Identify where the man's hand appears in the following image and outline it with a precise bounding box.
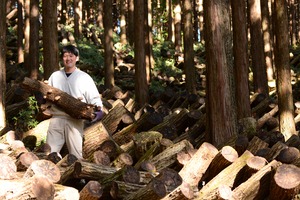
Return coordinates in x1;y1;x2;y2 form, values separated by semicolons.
91;110;103;123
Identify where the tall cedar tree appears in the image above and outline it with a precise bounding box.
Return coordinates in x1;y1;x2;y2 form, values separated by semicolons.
248;0;269;96
0;0;7;129
42;0;59;79
29;0;39;79
231;0;251;119
74;0;82;39
183;0;197;94
17;0;24;64
104;0;115;89
134;0;149;106
274;0;296;140
204;0;238;146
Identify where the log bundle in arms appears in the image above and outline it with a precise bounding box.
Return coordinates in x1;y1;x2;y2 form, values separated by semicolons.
21;77;95;120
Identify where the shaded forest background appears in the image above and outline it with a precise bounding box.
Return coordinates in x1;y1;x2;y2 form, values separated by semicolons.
1;0;300;148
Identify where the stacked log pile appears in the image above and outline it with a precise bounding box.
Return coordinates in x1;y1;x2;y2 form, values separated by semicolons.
1;81;300;199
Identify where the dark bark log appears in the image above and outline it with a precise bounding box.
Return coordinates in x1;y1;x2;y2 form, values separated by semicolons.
79;180;103;200
204;145;239;183
269;164;300;200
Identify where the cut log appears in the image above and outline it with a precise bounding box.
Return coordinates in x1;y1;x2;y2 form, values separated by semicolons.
91;150;110;166
73;160;118;180
269;164;300;200
101;101;129;134
232;156;268;189
264;141;288;162
21;77;95;120
112;152;133;169
204;145;239;183
0;154;17;180
133;131;162;159
234;135;249;156
275;146;300;164
79;180;103;200
109;180;144;199
231;160;281;199
31;175;55;200
150;139;194;171
83;121;113;160
23;159;61;183
195;150;254;200
246;136;269;155
161;181;195;200
16;151;39;171
179;142;219;186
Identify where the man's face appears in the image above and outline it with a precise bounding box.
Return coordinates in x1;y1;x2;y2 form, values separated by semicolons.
62;52;77;69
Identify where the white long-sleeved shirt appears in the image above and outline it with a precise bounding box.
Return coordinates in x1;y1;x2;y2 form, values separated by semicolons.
48;68;103;118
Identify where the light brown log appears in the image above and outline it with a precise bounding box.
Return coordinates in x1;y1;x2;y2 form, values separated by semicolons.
179;142;219;186
195;150;254;199
23;159;61;183
0;154;17;180
269;164;300;200
16;151;39;171
231;160;281;200
83;121;112;160
31;175;55;200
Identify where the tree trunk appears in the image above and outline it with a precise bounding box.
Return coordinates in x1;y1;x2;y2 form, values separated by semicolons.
42;0;59;80
203;0;238;147
29;0;40;80
274;0;297;140
134;0;149;107
104;0;115;89
248;0;269;95
231;0;252;119
183;0;197;94
0;0;6;130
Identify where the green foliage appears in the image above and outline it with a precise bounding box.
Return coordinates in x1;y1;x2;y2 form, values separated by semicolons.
12;96;39;132
153;40;182;77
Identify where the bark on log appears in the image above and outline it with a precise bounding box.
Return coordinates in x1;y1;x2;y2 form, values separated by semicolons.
73;160;118;180
161;181;195;200
110;180;144;199
231;160;281;200
179;142;218;186
195;150;254;199
269;164;300;200
204;145;239;183
21;77;95;120
246;136;269;155
150;139;194;171
101;101;129;134
83;121;113;160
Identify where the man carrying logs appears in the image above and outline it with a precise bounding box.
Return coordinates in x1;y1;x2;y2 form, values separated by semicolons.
45;44;103;159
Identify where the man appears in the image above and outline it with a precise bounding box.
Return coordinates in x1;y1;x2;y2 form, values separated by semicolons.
46;44;103;159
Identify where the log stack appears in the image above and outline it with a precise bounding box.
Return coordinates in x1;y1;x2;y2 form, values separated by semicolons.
1;80;300;199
